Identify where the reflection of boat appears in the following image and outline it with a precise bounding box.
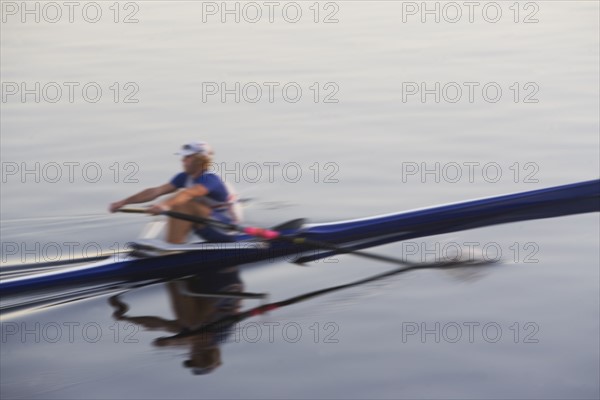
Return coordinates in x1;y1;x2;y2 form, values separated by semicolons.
111;254;496;376
110;266;245;375
155;256;497;349
2;180;598;296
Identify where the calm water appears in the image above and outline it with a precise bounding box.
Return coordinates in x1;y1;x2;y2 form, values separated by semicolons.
1;1;599;399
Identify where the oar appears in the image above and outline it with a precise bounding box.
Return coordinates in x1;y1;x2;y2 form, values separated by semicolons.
118;208;418;267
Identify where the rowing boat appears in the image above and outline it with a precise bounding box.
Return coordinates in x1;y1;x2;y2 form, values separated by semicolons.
1;179;598;297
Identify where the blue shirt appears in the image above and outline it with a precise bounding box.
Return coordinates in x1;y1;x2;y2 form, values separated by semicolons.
170;172;229;204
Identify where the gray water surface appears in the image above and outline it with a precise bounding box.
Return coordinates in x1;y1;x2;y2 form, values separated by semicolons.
1;2;599;399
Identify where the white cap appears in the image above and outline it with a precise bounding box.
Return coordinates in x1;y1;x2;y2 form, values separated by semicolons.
175;142;214;157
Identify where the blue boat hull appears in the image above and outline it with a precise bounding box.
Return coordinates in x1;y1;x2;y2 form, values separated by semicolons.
2;180;598;296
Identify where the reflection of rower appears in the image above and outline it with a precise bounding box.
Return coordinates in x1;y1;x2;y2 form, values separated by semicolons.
156;257;498;344
109;266;255;375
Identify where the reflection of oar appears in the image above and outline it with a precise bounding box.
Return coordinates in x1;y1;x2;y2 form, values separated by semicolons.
155;258;498;343
176;286;266;299
119;208;417;268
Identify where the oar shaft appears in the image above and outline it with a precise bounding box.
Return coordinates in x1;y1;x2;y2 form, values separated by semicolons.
277;236;417;266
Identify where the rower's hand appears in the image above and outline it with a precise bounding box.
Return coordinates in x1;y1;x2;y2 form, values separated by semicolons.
147;203;170;215
109;200;128;213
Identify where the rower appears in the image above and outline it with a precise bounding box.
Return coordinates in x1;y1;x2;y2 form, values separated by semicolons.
109;141;241;243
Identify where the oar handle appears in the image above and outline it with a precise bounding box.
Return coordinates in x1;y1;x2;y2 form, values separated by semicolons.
117;208;150;214
242;227;280;240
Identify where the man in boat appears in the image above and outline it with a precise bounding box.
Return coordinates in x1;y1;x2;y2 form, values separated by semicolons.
109;141;239;243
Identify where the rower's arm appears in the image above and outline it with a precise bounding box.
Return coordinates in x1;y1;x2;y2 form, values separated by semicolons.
161;184;208;209
127;183;177;203
110;183;176;212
